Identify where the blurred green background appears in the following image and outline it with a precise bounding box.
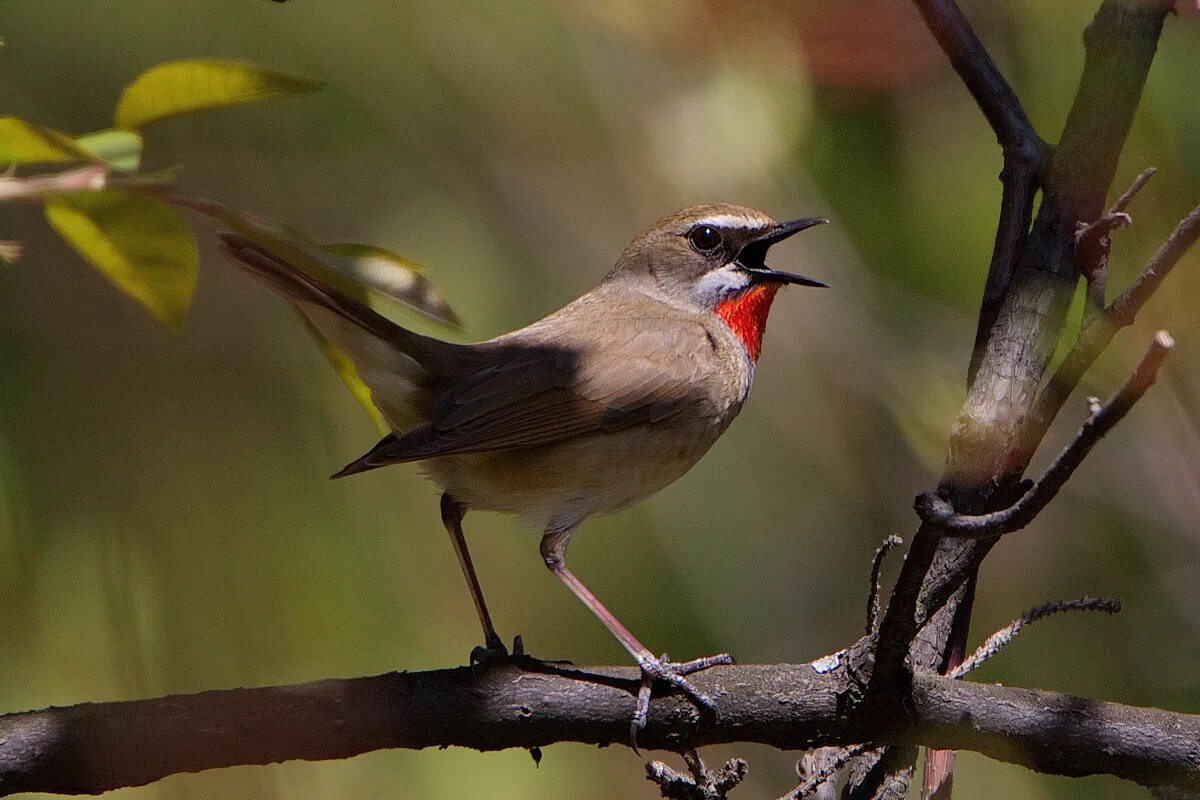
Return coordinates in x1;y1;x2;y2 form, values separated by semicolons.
1;1;1198;798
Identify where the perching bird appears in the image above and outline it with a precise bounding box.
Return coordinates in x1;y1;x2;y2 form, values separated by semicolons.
220;203;826;733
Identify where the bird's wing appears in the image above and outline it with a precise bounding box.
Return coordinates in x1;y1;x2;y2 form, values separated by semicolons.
334;318;722;475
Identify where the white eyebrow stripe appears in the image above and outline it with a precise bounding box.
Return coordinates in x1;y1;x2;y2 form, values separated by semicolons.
692;214;768;231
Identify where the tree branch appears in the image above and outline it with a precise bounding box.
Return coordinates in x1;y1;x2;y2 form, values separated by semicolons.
872;0;1173;699
1034;199;1200;446
1;665;1199;797
910;0;1037;148
916;331;1175;537
950;597;1121;678
910;0;1048;379
866;6;1176;796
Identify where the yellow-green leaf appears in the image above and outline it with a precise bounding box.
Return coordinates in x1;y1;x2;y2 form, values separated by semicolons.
0;117;93;165
74;129;143;173
167;195;461;328
317;243;461;327
164;194;460;426
45;190;198;332
115;59;324;130
301;318;389;434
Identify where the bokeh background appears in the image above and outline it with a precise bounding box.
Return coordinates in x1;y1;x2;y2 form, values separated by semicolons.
1;1;1199;797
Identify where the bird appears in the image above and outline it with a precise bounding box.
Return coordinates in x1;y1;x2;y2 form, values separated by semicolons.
219;203;827;734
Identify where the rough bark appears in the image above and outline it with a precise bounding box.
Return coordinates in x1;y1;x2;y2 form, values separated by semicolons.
2;665;1199;797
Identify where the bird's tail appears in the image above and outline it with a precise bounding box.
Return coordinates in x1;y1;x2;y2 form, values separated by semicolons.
219;233;468;432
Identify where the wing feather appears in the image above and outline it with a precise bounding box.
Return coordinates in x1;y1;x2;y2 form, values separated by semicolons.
334;307;724;474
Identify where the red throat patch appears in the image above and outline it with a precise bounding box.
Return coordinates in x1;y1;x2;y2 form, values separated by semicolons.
713;284;780;362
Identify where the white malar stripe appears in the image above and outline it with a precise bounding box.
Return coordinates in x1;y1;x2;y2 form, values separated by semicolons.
691;263;750;306
692;214;767;231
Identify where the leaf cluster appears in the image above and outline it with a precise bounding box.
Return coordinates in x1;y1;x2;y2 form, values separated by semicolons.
1;59;460;430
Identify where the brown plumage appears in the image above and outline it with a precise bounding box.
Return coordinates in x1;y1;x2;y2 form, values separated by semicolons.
221;203;827;738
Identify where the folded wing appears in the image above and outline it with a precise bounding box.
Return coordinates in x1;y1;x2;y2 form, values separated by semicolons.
335;319;719;476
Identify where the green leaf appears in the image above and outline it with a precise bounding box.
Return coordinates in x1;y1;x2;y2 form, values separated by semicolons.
316;243;461;327
45;190;198;332
165;194;460;425
0;117;93;165
74;129;143;173
168;195;461;328
301;318;389;435
114;59;324;130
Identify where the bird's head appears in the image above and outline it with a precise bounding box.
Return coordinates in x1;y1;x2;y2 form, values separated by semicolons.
608;204;827;360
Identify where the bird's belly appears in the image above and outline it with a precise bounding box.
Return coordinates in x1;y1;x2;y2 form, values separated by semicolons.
422;417;730;530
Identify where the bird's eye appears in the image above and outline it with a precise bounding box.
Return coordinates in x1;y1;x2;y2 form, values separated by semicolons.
687;225;723;253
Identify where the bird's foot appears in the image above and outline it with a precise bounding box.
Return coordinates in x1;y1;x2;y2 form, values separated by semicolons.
630;651;734;749
470;633;524;668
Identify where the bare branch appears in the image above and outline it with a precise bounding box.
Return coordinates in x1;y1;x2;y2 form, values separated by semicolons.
646;750;748;800
866;536;903;637
909;0;1048;378
844;746;916;800
1109;203;1200;326
1109;166;1157;214
1074;167;1157;319
871;1;1173;715
1036;202;1200;440
917;331;1174;537
782;744;871;800
910;0;1038;150
2;665;1199;796
951;597;1121;678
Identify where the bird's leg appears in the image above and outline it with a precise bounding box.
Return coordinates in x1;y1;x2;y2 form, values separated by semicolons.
440;493;509;661
539;528;733;738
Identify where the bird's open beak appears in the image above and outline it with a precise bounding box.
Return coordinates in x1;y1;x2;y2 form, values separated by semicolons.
737;217;829;287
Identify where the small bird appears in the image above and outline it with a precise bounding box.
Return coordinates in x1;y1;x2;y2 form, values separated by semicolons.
220;203;826;732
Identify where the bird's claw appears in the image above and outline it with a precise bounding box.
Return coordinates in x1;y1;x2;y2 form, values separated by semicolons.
469;633;523;669
629;651;734;751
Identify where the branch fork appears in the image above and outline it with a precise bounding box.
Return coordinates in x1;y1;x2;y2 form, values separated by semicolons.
915;330;1175;538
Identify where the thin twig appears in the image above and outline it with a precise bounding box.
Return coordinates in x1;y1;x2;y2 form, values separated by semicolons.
1075;212;1132;252
951;597;1121;678
646;750;748;800
1074;168;1157;317
0;164;107;202
866;536;903;637
1109;204;1200;326
1109;167;1157;214
843;746;915;800
917;331;1175;537
780;744;872;800
647;760;703;800
1035;201;1200;442
797;748;843;800
1075;211;1130;311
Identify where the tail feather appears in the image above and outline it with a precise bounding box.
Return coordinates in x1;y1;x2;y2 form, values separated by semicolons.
220;234;471;432
330;433;402;478
220;233;407;346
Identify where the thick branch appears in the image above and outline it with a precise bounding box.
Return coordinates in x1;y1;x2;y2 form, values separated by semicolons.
917;331;1174;537
1;666;1199;796
872;0;1173;699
